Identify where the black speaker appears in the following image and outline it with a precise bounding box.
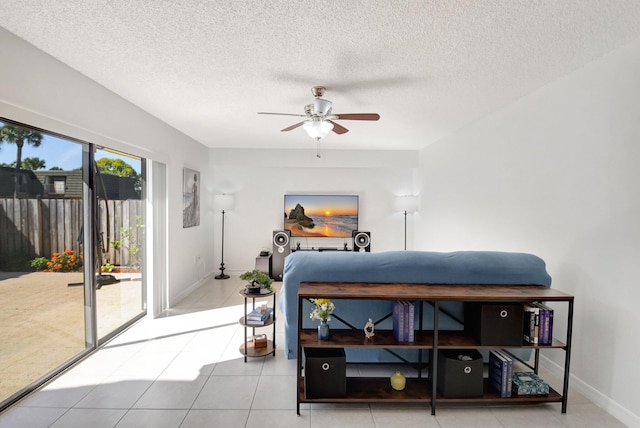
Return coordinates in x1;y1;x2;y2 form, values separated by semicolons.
352;231;371;252
271;230;291;281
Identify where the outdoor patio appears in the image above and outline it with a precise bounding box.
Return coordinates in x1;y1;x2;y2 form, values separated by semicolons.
0;271;142;401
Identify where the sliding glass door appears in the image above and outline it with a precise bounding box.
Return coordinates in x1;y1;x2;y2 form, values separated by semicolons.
0;119;146;409
94;148;145;340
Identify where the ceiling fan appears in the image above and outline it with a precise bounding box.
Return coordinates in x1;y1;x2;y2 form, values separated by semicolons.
258;86;380;154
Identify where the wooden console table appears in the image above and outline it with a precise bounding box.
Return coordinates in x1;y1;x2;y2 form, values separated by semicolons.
296;282;573;415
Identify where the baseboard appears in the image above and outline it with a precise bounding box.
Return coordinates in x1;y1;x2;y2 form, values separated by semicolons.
540;355;639;427
170;272;213;307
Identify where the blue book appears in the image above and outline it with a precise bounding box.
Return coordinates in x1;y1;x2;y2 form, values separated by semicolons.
496;349;513;397
535;302;554;345
392;300;405;341
400;300;410;343
407;301;415;343
489;350;508;397
246;307;273;324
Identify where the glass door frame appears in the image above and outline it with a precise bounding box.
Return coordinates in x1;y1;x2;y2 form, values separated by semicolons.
0;118;147;411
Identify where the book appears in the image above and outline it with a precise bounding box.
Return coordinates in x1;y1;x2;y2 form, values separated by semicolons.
496;349;513;397
246;301;268;316
402;301;409;342
532;302;546;344
246;307;273;324
406;300;415;343
534;302;554;345
489;350;508;397
545;304;554;344
246;305;271;319
392;300;405;341
523;304;539;344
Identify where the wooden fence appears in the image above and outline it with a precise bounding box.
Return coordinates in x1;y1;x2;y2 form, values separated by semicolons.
0;198;143;268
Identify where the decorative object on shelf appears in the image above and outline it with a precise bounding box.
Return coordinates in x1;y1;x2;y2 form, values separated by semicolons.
214;193;235;279
363;318;375;338
512;372;550;396
253;334;267;348
394;195;419;250
310;298;335;340
390;371;407;391
240;269;274;293
318;320;330;340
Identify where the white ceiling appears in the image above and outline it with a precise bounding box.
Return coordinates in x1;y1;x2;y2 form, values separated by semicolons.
2;1;640;151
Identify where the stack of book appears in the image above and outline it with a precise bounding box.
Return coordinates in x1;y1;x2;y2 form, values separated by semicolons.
392;300;414;342
489;350;513;397
246;306;273;325
523;302;554;345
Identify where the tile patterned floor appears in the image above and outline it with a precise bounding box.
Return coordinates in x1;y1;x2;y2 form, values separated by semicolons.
0;277;628;427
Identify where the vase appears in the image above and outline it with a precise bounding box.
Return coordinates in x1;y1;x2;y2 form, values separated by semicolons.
318;321;330;340
390;371;406;391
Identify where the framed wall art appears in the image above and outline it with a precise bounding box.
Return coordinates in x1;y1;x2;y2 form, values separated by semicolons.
183;167;200;228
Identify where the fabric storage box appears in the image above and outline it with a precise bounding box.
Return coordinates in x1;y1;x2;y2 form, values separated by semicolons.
464;302;524;346
437;349;483;398
303;347;346;398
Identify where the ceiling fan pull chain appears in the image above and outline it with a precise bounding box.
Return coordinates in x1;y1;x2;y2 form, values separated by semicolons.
316;138;321;158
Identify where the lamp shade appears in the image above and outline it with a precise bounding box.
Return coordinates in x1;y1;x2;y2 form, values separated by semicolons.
303;120;333;139
214;194;235;211
394;195;419;213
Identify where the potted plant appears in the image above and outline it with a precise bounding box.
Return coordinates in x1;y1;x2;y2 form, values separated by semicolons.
240;269;274;294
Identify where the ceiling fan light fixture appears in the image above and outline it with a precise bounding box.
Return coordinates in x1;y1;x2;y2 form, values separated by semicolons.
303;119;333;140
313;98;332;116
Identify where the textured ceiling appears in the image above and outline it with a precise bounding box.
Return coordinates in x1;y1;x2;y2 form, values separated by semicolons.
2;1;640;151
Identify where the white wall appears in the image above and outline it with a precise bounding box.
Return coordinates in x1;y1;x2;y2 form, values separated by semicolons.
4;22;638;425
208;148;419;273
0;28;213;308
417;38;640;426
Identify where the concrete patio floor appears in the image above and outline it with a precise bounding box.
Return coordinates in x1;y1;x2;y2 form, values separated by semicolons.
0;271;142;401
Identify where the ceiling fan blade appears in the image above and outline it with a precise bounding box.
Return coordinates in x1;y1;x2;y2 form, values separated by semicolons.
281;121;305;132
333;113;380;121
258;112;306;117
328;120;349;135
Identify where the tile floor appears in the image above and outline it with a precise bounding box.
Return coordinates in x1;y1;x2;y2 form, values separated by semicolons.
0;276;628;427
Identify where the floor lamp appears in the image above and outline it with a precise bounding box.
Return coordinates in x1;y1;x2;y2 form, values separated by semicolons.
214;194;235;279
394;195;419;250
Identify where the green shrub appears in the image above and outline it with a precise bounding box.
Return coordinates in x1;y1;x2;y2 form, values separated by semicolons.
30;257;49;271
101;263;114;272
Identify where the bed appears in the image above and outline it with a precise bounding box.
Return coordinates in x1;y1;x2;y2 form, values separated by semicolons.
278;250;552;360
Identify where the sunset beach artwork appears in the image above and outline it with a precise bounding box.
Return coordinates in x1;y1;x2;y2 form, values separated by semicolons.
284;195;358;238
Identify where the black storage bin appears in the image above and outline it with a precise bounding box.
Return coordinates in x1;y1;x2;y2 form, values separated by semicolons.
464;302;524;346
437;349;483;398
303;348;346;398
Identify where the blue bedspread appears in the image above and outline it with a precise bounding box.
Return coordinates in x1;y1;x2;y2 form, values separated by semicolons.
279;250;552;360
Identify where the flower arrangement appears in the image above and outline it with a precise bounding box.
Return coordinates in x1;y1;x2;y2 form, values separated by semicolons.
310;298;335;323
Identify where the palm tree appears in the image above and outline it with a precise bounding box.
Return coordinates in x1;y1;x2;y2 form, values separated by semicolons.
0;124;44;198
21;157;47;170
